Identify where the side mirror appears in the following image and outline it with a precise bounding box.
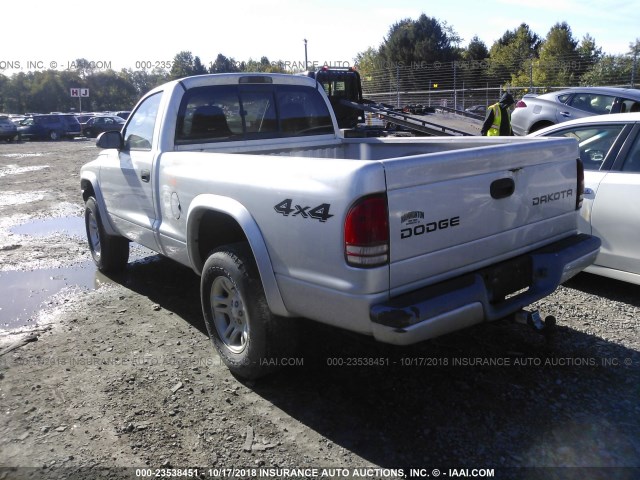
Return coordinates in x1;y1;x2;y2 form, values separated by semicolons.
96;130;123;150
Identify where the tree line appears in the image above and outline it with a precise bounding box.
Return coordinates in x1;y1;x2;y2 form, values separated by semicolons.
0;16;638;114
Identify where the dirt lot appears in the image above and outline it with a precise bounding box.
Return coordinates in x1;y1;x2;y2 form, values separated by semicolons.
0;139;639;480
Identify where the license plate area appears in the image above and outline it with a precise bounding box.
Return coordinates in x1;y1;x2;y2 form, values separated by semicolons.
480;255;532;304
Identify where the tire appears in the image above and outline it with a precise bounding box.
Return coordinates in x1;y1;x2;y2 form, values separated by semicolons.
49;130;60;141
84;196;129;272
201;243;296;379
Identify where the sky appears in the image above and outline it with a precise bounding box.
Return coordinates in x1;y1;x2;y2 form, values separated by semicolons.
2;0;638;76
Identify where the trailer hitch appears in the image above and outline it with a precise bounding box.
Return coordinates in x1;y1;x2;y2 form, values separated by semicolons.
513;309;556;334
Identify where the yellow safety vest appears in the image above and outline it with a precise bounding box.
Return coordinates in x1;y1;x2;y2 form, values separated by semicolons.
487;103;501;136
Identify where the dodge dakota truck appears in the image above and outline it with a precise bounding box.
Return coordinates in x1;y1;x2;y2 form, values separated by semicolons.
80;73;600;379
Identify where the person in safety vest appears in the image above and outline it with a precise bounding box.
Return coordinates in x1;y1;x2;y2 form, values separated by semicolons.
481;92;515;136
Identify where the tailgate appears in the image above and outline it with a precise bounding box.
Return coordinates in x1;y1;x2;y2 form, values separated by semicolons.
383;137;580;294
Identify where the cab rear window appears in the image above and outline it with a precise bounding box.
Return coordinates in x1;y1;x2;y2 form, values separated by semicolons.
175;84;333;144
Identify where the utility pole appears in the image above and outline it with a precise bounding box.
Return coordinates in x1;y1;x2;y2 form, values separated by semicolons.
304;39;308;71
632;43;638;88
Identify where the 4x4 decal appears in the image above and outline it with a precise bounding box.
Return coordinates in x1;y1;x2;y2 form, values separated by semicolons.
274;199;333;222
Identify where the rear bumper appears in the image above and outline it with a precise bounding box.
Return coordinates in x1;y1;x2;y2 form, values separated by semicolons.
370;233;600;345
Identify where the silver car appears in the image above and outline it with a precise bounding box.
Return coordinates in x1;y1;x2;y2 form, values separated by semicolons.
531;112;640;284
512;87;640;136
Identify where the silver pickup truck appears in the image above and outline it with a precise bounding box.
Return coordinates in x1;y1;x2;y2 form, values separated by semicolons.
81;73;600;378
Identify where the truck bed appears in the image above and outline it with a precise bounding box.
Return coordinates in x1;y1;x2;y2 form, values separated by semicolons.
162;135;581;324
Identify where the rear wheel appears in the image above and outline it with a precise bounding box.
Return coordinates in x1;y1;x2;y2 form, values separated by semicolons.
84;196;129;272
49;130;61;141
201;243;296;379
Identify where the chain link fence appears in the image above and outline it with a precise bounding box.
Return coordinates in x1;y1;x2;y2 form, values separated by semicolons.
361;54;640;111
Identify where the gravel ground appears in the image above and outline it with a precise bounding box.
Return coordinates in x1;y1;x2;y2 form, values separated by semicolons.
0;139;638;480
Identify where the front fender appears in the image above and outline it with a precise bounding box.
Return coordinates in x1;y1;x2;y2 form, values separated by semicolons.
80;171;119;237
186;194;290;318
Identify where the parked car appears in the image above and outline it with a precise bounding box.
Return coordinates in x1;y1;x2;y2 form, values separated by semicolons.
465;105;486;116
403;104;426;115
17;114;81;140
75;114;96;125
8;115;26;125
59;114;82;137
512;87;640;136
82;115;125;137
530;112;640;284
114;111;131;120
0;115;18;142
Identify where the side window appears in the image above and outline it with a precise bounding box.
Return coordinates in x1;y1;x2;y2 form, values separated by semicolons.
548;125;625;171
618;99;640;113
569;94;615;115
124;92;162;151
622;134;640;173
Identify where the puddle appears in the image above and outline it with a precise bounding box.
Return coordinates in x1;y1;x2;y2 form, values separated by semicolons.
11;216;85;237
2;216;159;330
0;263;113;330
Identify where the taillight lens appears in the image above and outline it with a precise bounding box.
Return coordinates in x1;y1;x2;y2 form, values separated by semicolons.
515;100;527;108
344;194;389;267
576;158;584;210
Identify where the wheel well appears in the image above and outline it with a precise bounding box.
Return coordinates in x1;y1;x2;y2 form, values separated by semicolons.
529;120;555;133
81;180;95;202
195;210;248;270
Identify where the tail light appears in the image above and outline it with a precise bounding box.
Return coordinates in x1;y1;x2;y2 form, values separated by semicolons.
344;194;389;267
515;100;527;108
576;158;585;210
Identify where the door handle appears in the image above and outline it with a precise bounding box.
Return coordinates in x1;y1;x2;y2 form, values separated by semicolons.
559;111;571;117
141;169;150;182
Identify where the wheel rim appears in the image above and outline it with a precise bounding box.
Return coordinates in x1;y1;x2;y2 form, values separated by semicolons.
87;210;101;259
210;276;248;354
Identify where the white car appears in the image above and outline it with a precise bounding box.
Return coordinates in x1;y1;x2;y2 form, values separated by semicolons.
531;112;640;284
